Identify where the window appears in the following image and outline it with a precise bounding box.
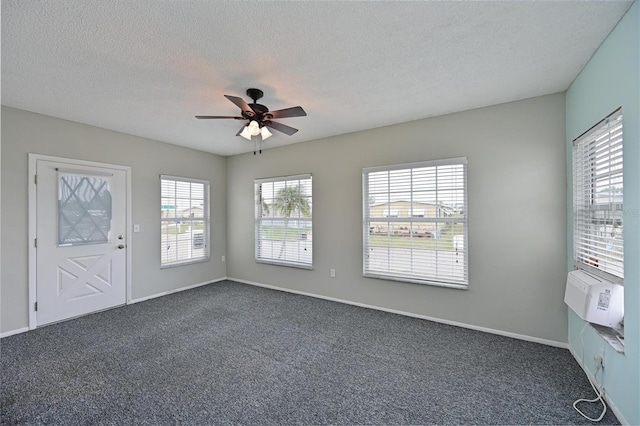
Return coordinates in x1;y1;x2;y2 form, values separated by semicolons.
573;109;623;282
58;172;112;246
160;175;210;267
363;158;468;288
255;174;312;268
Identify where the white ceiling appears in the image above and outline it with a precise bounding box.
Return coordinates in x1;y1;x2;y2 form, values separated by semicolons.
2;1;633;156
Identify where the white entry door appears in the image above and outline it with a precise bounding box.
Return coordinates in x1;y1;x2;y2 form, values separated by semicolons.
35;159;128;326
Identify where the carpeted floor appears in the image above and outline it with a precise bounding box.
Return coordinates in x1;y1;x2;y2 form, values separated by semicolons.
1;280;619;425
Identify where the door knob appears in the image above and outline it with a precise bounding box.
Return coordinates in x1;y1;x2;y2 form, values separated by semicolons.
117;244;125;249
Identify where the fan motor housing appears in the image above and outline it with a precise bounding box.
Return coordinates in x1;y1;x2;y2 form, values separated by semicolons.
249;103;269;114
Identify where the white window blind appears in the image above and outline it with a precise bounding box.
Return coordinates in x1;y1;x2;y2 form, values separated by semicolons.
255;175;313;268
160;175;210;267
573;109;623;281
363;158;468;288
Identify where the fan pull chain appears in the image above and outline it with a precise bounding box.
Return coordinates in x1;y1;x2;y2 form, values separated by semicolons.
253;138;256;155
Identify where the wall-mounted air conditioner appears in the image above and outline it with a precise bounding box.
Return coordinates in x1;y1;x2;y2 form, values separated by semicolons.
564;270;624;328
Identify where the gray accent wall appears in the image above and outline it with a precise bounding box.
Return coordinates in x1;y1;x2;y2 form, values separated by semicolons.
1;106;227;333
227;93;568;343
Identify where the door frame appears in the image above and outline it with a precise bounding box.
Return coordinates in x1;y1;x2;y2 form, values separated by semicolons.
28;153;133;329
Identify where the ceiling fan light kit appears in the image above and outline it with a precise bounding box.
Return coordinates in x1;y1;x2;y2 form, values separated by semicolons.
196;88;306;152
239;125;253;140
246;120;262;137
260;126;273;140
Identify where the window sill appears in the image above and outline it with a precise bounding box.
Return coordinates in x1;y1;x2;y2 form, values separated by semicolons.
364;272;468;290
161;257;210;269
256;259;313;270
590;323;625;354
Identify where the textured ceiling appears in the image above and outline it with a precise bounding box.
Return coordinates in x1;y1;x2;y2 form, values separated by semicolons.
1;1;633;156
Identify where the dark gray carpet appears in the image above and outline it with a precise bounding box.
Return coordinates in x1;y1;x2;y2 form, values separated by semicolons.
1;280;619;425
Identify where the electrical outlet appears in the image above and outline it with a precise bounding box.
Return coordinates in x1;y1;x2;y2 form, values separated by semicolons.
594;355;604;369
593;348;605;370
330;269;336;278
599;348;605;368
221;255;226;262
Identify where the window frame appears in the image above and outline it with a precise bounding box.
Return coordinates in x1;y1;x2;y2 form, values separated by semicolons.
572;108;624;284
362;157;469;289
160;174;210;268
254;174;313;269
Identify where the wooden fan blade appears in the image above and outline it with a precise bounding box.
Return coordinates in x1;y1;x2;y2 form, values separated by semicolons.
266;120;298;136
224;95;255;117
266;106;307;119
195;116;244;119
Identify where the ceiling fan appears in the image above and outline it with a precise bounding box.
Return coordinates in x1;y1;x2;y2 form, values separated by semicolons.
196;88;307;143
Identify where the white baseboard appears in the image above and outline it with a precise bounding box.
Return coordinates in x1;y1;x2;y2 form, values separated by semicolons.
228;277;569;349
0;326;30;339
568;346;627;425
128;277;227;304
2;276;568;351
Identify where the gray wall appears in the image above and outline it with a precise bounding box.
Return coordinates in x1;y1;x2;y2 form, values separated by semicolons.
227;93;568;343
2;93;568;342
1;106;227;333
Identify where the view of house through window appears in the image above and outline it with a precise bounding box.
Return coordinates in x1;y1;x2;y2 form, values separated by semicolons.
255;175;313;268
363;158;468;288
573;109;624;281
160;175;210;267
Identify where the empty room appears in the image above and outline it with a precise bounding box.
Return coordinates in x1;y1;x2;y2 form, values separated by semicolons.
1;1;638;424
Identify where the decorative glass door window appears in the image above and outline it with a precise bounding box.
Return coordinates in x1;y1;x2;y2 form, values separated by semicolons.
58;172;112;246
